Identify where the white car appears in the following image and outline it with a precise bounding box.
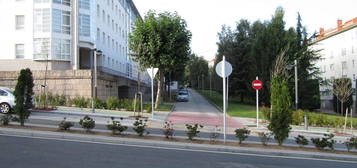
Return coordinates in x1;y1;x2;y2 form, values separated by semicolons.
177;91;189;102
0;87;15;114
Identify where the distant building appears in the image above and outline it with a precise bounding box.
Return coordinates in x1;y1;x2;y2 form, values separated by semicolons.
313;17;357;112
0;0;150;99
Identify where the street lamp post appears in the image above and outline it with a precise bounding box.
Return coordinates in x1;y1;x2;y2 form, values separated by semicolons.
92;49;102;113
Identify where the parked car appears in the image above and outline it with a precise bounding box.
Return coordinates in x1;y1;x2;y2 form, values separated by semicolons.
177;91;189;102
0;87;15;114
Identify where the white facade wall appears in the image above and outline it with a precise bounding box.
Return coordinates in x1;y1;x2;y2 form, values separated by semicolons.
0;0;149;84
0;0;34;60
314;26;357;110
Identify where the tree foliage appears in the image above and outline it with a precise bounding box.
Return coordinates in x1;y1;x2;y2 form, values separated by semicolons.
14;68;34;126
214;7;321;107
268;49;292;146
184;54;209;88
129;11;191;107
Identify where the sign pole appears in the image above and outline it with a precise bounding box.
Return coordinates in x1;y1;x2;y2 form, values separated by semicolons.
151;68;154;119
222;56;226;142
256;76;259;128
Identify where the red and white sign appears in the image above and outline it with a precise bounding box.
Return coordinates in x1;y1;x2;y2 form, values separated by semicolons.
252;80;263;90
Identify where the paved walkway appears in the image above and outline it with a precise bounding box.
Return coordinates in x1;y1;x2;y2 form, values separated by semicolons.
166;89;244;128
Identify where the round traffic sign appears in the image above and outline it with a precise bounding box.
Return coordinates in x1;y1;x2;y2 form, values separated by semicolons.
252;80;263;90
215;60;232;78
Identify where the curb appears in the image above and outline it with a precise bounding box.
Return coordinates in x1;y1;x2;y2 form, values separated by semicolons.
0;127;356;162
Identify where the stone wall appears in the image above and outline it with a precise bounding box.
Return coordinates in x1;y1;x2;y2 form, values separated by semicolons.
0;59;72;71
0;69;150;101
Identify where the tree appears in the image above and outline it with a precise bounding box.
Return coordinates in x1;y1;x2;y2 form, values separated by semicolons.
268;48;292;146
332;78;353;132
14;68;34;126
184;54;208;88
129;11;191;108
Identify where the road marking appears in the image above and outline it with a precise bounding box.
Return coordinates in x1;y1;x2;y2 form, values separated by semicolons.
0;134;356;164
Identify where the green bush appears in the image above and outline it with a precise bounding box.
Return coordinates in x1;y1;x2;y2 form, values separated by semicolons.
295;135;309;147
185;124;203;140
234;128;251;144
120;99;134;111
79;115;95;132
106;97;119;110
72;96;89;108
132;118;149;136
0;114;13;126
106;117;128;135
311;134;336;150
344;137;357;152
58;117;74;131
292;110;304;125
260;106;271;121
144;104;152;113
258;132;271;146
94;98;106;109
162;121;174;139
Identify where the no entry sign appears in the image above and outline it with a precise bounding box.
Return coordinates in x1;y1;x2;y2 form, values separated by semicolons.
252;80;263;90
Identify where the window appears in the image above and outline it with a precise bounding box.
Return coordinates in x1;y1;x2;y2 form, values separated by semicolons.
79;14;90;37
112;20;114;31
112;0;114;10
342;61;347;70
107;15;110;25
102;32;105;45
97;28;100;42
102;10;105;22
352;46;355;54
33;38;50;59
53;39;71;60
15;44;24;59
116;24;118;33
0;90;8;96
97;5;100;18
15;15;25;30
354;74;356;80
79;0;90;10
53;0;70;6
34;8;50;33
34;0;50;3
112;39;114;49
108;36;110;47
53;9;70;34
341;48;346;56
353;60;355;68
330;64;334;71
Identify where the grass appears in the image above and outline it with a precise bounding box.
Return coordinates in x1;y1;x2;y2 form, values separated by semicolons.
197;90;258;118
156;104;173;112
197;89;357;126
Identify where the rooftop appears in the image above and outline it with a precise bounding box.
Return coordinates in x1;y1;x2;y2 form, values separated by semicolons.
315;17;357;42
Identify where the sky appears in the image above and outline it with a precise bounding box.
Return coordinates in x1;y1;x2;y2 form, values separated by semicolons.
132;0;356;61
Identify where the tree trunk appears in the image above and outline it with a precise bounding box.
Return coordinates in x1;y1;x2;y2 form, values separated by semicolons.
343;103;347;132
155;72;163;109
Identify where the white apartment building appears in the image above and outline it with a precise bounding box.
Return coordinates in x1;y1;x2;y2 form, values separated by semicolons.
313;18;357;112
0;0;150;99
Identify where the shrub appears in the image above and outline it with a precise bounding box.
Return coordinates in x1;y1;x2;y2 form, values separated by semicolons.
0;114;13;126
295;135;309;147
106;97;119;110
162;121;174;139
311;134;336;150
106;117;128;135
234;128;250;144
258;132;271;146
14;68;34;126
94;98;106;109
292;110;304;125
72;96;89;108
132;118;149;136
58;117;74;131
79;115;95;132
144;104;152;113
185;124;203;140
260;106;271;121
344;137;357;152
209;126;220;142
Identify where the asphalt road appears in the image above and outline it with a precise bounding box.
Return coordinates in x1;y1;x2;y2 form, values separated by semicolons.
0;135;355;168
167;89;244;127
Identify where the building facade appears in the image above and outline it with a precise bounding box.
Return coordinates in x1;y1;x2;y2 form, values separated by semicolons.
313;18;357;113
0;0;150;99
